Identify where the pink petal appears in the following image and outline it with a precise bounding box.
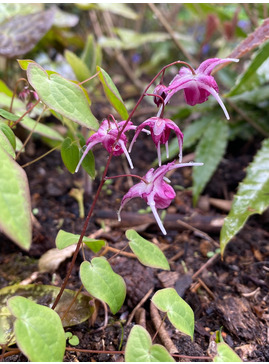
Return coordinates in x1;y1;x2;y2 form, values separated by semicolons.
197;58;239;75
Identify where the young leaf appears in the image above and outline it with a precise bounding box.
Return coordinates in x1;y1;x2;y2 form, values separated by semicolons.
26;62;99;130
213;343;242;362
7;296;65;362
97;66;129;120
61;137;80;173
220;138;269;255
0;283;94;346
192;119;229;205
0;146;32;250
81;34;97;75
65;50;92;83
0;123;16;149
55;229;105;253
0;129;15;158
125;325;175;362
0;108;19;121
80;148;95;179
227;41;269;97
80;258;126;314
126;229;170;270
152;288;194;339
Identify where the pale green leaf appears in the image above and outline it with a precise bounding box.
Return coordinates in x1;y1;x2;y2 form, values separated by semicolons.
0;123;16;149
0;129;15;157
20;115;64;141
152;288;194;339
65;50;92;83
0;283;94;345
97;66;129;120
0;146;32;250
193;119;229;205
126;229;170;270
56;229;105;253
125;325;175;362
26;62;99;130
227;41;269;97
97;3;138;20
7;296;65;362
0;80;13;96
220;138;269;255
213;343;242;362
80;258;126;314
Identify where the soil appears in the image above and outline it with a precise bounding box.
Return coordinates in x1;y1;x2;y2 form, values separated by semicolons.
1;133;269;362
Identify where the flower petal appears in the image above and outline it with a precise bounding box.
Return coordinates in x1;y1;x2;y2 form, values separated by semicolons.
197;58;239;75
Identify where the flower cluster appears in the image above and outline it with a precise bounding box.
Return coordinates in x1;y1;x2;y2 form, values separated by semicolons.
76;57;238;234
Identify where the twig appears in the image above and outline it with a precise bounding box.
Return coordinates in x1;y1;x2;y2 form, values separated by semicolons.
127;287;154;326
91;301;108;333
197;278;216;300
192;253;220;280
150;301;178;354
60;285;83;323
147;3;198;67
21;145;59;168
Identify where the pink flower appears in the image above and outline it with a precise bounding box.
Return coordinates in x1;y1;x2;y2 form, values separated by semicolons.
75;119;135;172
117;161;203;235
129;117;184;167
165;58;239;120
153;84;168;107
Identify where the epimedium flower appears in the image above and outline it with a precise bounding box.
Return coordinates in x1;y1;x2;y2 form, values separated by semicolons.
128;116;184;167
75;118;135;173
164;58;239;120
117;160;203;235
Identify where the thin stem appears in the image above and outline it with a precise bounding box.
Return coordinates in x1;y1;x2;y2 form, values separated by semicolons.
9;77;28;113
60;285;83;323
78;71;100;85
105;174;148;184
145;93;165;118
11;99;41;128
15;104;47;161
21;145;59;168
152;312;168;342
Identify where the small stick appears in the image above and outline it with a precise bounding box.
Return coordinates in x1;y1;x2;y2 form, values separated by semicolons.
127;287;154;326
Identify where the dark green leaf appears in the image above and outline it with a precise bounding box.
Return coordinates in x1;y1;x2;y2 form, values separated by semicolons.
220;138;269;255
61;137;79;173
193;119;229;205
0;123;16;149
55;229;105;253
80;148;95;179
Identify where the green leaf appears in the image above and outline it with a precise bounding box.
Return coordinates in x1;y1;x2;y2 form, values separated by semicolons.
0;283;94;345
97;66;128;120
96;3;138;20
0;108;19;121
193;119;229;205
0;123;16;149
80;148;95;179
152;288;194;339
80;258;126;314
126;229;170;270
0;146;32;250
0;9;54;58
125;325;175;362
17;59;35;71
20;115;64;141
7;296;65;362
81;34;97;75
61;137;79;173
227;41;269;97
55;229;105;253
0;80;13;97
0;129;15;157
213;343;242;362
26;62;99;130
220;138;269;255
65;50;92;83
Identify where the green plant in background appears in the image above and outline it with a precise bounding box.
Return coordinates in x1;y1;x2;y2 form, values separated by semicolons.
0;3;268;362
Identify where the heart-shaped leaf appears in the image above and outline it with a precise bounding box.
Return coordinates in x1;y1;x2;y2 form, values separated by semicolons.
61;137;79;173
0;9;54;58
0;123;16;149
126;229;170;270
65;50;92;83
26;62;99;130
125;325;175;362
97;66;128;120
7;296;65;362
80;258;126;314
20;115;64;141
80;148;95;179
0;145;32;250
55;229;105;253
152;288;194;339
220;138;269;255
0;129;15;157
213;343;242;362
0;283;94;346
